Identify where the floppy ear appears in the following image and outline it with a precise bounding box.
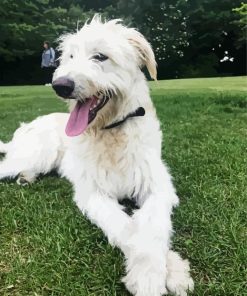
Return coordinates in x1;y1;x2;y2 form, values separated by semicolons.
127;29;157;80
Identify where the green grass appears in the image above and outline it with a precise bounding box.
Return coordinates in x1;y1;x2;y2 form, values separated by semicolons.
0;76;246;296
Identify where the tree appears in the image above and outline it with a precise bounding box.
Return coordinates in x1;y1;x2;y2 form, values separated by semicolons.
233;3;247;46
0;0;96;84
110;0;245;77
105;0;190;78
178;0;245;77
0;0;246;84
0;0;93;61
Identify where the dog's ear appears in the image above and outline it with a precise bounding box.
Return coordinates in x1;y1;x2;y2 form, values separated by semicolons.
127;29;157;80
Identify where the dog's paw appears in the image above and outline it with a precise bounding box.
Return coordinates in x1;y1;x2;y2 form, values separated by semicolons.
17;172;36;186
166;251;194;296
17;175;30;186
122;258;167;296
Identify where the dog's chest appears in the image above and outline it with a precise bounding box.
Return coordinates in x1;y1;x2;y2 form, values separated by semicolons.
73;131;151;199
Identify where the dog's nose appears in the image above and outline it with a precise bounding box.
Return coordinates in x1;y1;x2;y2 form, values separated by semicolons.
52;77;75;98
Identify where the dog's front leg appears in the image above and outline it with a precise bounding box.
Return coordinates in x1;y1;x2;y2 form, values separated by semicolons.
74;188;131;248
122;153;193;296
122;190;173;296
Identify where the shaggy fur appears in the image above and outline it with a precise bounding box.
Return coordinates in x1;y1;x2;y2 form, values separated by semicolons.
54;16;194;295
0;113;69;184
0;16;194;295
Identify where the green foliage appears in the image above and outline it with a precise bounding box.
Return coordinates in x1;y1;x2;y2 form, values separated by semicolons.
0;0;93;61
0;0;246;82
186;0;243;49
233;2;247;23
178;53;219;78
105;0;245;77
105;0;190;73
144;1;190;62
176;0;245;78
233;3;247;45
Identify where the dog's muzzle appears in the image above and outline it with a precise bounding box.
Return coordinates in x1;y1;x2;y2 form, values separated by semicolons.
52;77;75;98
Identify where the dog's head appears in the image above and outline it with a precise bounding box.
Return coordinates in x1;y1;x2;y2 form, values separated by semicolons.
52;15;156;136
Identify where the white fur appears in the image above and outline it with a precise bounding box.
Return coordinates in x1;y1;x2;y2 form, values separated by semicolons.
55;17;194;295
0;140;9;153
0;113;69;183
0;16;194;295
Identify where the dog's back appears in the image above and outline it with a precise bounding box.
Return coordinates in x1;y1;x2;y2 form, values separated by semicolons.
0;113;69;183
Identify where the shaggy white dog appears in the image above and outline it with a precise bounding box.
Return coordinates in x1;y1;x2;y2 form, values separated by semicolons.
52;16;194;295
0;113;69;184
0;16;194;296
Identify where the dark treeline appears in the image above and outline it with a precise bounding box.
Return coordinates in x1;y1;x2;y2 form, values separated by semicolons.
0;0;246;85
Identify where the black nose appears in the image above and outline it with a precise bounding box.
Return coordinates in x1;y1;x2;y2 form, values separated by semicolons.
52;77;75;98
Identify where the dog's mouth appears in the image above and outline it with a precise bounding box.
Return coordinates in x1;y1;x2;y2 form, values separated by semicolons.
65;94;109;137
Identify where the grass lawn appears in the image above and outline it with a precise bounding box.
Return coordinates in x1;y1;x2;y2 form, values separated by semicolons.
0;76;246;296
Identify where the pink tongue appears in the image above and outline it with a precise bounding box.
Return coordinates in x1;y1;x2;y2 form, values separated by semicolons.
65;98;95;137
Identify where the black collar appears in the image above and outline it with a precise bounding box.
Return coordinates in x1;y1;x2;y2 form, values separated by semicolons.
103;107;145;130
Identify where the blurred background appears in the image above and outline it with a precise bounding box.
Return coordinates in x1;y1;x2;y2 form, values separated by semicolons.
0;0;246;85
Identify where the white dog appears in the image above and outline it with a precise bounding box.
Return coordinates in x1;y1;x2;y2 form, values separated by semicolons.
0;113;69;184
0;16;194;296
52;16;194;295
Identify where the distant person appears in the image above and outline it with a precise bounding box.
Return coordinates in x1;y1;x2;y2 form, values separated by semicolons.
41;41;56;86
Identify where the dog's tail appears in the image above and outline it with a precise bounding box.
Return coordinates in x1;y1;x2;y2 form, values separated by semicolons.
0;140;9;154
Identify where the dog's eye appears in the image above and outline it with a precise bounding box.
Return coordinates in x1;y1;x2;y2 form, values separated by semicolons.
92;53;108;62
70;54;73;59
